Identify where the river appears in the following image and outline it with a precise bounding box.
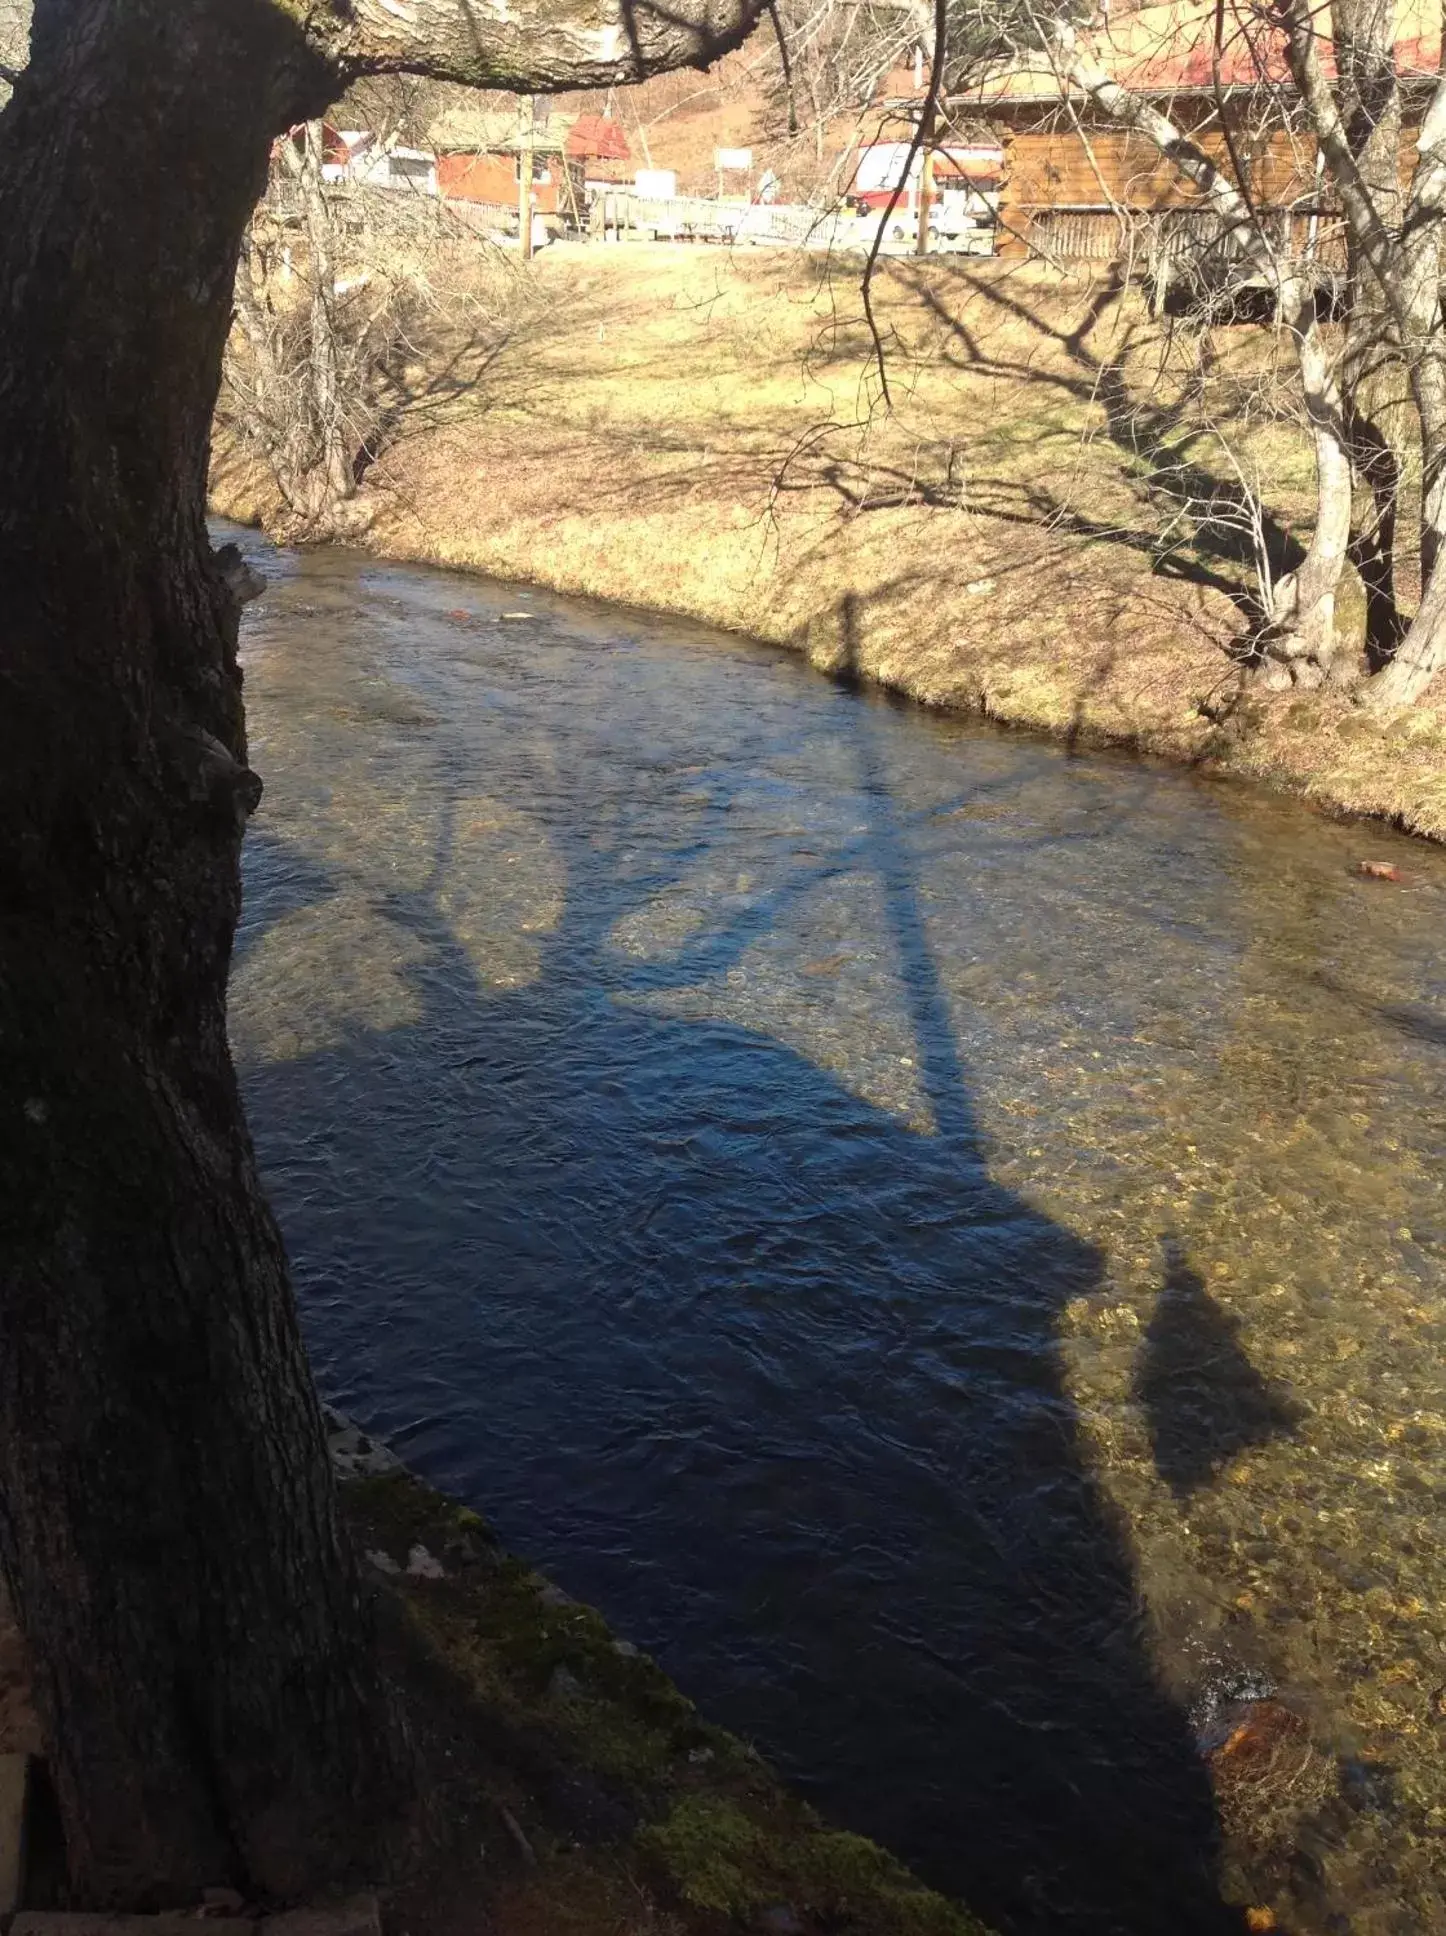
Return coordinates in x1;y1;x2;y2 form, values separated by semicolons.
227;528;1446;1936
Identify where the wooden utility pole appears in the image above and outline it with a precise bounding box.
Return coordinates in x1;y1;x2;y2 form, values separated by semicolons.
519;94;535;261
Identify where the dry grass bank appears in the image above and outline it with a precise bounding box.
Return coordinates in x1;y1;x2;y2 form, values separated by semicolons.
213;244;1446;838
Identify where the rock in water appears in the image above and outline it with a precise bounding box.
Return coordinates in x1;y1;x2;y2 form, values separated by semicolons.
213;542;266;607
324;1408;402;1479
1200;1698;1332;1841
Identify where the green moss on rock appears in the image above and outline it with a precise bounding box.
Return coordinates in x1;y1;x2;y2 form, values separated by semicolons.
639;1796;765;1914
638;1795;989;1934
338;1461;997;1935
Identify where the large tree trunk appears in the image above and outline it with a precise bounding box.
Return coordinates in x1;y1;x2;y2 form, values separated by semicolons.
1259;289;1355;685
0;0;757;1903
0;1;415;1904
1368;524;1446;701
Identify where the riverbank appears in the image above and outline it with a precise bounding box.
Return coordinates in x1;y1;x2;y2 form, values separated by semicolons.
211;245;1446;837
343;1441;991;1936
0;1414;987;1936
225;535;1446;1933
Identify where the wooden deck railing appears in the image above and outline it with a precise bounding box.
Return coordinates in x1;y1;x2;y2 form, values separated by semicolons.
1015;203;1349;292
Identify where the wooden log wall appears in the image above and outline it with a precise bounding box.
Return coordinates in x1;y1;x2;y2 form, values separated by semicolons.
995;120;1322;259
991;95;1423;268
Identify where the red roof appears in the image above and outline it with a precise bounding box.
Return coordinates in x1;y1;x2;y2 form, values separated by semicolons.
274;121;349;165
566;113;631;161
971;0;1442;105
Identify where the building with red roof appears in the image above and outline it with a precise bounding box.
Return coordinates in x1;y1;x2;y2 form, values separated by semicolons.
566;114;631;163
431;104;634;223
943;0;1441;266
566;111;633;186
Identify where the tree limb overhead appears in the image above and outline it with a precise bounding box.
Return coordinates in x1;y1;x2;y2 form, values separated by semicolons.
293;0;766;93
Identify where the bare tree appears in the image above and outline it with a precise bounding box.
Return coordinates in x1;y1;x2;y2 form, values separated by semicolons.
286;121;355;523
225;121;518;536
1006;0;1446;703
337;69;448;150
755;0;1057;180
0;0;761;1908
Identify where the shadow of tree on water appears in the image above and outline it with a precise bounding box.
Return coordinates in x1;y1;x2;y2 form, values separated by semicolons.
232;554;1250;1935
1136;1241;1303;1501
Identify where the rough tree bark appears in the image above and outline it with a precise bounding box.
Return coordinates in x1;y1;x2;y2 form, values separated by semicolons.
0;0;759;1908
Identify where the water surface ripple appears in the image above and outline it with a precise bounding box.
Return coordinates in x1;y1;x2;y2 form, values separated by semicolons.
229;532;1446;1936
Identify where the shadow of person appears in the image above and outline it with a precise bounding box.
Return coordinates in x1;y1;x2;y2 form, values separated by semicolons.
1135;1241;1303;1500
230;551;1248;1936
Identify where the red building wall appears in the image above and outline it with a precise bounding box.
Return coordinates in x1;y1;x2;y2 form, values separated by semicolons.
437;151;562;213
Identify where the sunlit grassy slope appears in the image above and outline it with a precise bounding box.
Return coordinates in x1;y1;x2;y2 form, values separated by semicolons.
213;244;1446;838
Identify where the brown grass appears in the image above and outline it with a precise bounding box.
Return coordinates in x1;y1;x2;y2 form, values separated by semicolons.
212;243;1446;840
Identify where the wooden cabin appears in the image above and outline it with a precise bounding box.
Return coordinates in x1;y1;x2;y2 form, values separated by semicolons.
434;112;576;220
952;0;1440;278
432;105;632;230
988;97;1329;284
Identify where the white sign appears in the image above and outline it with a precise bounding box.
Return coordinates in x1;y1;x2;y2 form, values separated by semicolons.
715;147;752;173
634;169;678;198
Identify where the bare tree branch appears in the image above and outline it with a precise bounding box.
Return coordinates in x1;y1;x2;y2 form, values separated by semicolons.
298;0;767;93
860;0;947;405
1028;6;1354;673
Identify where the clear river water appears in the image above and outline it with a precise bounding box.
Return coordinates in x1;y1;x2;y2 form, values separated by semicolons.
227;528;1446;1936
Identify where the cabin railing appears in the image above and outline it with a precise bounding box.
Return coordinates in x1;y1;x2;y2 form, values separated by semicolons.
1015;203;1348;292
